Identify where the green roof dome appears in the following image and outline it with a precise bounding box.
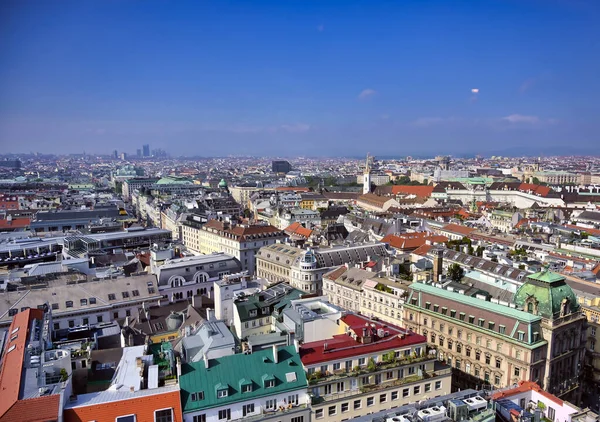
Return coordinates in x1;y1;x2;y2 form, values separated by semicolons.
218;178;228;188
514;269;579;319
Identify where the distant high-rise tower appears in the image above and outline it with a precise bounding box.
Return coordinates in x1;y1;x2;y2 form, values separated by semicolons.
272;160;292;174
142;144;150;157
113;150;118;159
363;153;371;194
137;149;142;157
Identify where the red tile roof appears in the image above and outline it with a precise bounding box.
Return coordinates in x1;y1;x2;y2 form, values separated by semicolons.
275;186;311;192
284;222;313;239
0;217;30;231
0;308;61;422
0;201;19;210
491;380;563;406
64;389;183;422
203;219;283;242
441;223;476;236
412;244;433;256
391;185;434;198
381;233;448;251
565;224;600;236
299;314;425;366
518;183;551;197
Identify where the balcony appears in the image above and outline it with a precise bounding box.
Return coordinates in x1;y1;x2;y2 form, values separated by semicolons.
307;355;436;386
310;367;452;405
236;404;308;422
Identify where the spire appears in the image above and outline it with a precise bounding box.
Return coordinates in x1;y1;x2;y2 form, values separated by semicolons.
364;153;371;174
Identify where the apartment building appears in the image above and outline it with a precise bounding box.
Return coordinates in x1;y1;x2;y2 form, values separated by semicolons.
180;345;310;422
122;177;160;200
300;313;452;422
404;269;586;404
181;218;285;275
256;242;389;294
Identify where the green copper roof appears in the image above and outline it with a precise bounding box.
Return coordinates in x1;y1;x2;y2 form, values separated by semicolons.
218;178;228;188
180;345;307;413
156;176;193;185
409;283;541;323
514;270;579;319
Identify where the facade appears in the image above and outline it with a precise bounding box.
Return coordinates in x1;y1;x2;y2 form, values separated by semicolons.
256;242;389;294
582;304;600;412
181;218;286;275
300;313;452;422
180;345;310;422
122;177;160;200
279;297;345;343
0;273;162;330
154;253;242;301
278;208;321;230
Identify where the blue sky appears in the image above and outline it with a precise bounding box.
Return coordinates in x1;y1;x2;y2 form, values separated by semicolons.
0;0;598;157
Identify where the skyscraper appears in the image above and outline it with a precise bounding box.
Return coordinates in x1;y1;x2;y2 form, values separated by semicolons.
142;144;150;157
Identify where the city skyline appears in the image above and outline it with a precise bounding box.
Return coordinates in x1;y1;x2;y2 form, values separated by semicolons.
1;0;599;156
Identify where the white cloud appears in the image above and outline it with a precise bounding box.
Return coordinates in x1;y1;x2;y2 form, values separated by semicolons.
502;114;540;124
358;89;377;100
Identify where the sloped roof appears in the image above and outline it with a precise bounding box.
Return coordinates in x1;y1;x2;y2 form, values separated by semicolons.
180;345;307;412
284;222;313;239
441;223;476;236
381;233;448;251
391;185;434;198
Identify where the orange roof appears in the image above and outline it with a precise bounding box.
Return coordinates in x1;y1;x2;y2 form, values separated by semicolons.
64;389;183;422
0;308;61;422
203;219;283;241
357;193;392;207
0;217;30;230
0;201;19;210
565;224;600;236
412;244;433;256
391;185;434;198
284;222;313;239
592;263;600;276
491;380;563;406
441;223;476;236
519;183;551;197
275;186;310;192
381;233;448;251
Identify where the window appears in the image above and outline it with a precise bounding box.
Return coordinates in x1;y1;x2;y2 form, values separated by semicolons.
116;416;136;422
459;312;466;321
518;331;525;341
494;375;501;385
122;291;130;299
242;404;255;417
291;417;304;422
514;367;520;377
69;320;75;328
108;293;116;301
113;312;119;319
193;416;206;422
478;318;485;327
132;290;140;297
403;387;410;397
380;393;387;403
218;409;231;420
499;325;506;334
433;304;439;312
359;357;366;366
425;383;431;392
341;402;349;412
154;409;173;422
288;394;299;405
333;362;341;371
354;399;362;409
469;315;475;324
328;405;337;416
315;409;324;419
451;310;456;318
367;396;374;406
391;390;399;400
496;358;501;368
66;301;73;308
414;385;421;395
191;391;204;401
97;315;103;323
265;399;276;410
83;318;89;325
488;322;495;330
435;381;442;390
80;299;87;306
217;388;228;398
51;303;59;310
485;355;491;365
242;383;252;393
53;322;59;330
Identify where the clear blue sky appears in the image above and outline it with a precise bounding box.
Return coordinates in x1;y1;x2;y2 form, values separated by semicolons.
0;0;598;157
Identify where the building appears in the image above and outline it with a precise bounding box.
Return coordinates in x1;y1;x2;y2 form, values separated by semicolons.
64;345;183;422
300;313;452;422
492;381;598;422
0;272;163;330
30;207;128;233
272;160;292;174
278;208;321;230
232;283;303;339
404;269;586;404
154;253;242;301
179;345;310;422
363;153;372;194
256;242;389;294
212;272;263;324
0;159;21;169
181;218;286;275
143;143;150;157
581;304;600;412
0;308;69;422
122;177;160;200
356;193;400;212
181;317;236;362
279;296;345;343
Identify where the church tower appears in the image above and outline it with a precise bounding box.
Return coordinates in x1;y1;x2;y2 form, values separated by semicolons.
363;153;371;194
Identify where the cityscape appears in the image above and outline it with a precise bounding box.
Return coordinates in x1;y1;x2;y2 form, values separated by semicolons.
1;1;600;422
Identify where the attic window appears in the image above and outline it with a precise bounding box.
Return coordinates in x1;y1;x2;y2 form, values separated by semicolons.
108;294;116;301
132;290;140;297
217;388;228;398
249;310;257;317
265;379;275;388
122;292;130;299
241;382;253;393
89;297;97;304
191;391;205;401
11;327;19;335
66;301;74;308
80;299;88;306
7;345;16;353
51;303;59;310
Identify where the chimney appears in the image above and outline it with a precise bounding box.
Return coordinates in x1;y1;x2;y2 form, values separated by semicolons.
273;344;279;363
203;353;209;369
206;308;214;321
124;316;130;326
294;338;300;353
176;357;182;381
432;248;443;282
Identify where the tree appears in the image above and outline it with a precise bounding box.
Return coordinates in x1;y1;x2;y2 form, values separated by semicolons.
447;263;465;282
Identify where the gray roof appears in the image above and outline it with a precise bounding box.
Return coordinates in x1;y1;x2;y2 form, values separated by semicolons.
155;253;242;287
314;242;388;267
182;319;236;362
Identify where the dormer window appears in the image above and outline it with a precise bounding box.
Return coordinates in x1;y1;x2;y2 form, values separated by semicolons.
265;379;275;388
191;391;205;401
65;301;73;308
240;379;253;393
217;388;228;398
249;310;257;317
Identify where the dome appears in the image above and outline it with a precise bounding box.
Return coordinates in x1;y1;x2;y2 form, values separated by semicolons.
218;178;228;188
165;311;184;331
514;269;579;319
